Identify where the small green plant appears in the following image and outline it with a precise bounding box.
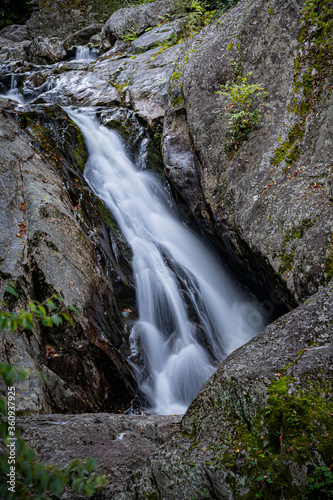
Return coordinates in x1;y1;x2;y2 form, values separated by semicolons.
122;29;138;41
0;284;77;333
217;72;267;157
0;285;107;498
186;0;217;35
307;466;333;496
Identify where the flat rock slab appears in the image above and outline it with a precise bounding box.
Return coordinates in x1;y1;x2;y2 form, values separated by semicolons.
17;413;180;496
131;20;181;54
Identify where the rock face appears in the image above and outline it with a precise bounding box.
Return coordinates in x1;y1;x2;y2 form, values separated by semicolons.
101;0;177;45
0;25;29;43
168;0;333;306
25;36;67;64
63;24;104;48
116;280;333;499
26;0;133;39
16;413;180;497
0;99;138;414
0;0;332;497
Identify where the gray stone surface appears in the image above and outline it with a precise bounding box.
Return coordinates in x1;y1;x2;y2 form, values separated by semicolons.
64;23;104;48
166;0;333;305
0;99;138;414
32;70;121;106
25;36;67;64
131;20;181;54
101;0;178;45
0;24;29;43
16;413;180;496
115;280;333;499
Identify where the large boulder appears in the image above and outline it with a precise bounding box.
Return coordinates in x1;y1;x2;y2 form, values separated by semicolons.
25;36;67;64
0;25;29;43
26;0;132;39
131;19;182;54
101;0;178;46
163;0;333;306
0;99;138;414
64;23;104;48
115;279;333;499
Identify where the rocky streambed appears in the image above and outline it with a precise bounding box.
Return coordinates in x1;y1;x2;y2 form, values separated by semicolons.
0;0;332;498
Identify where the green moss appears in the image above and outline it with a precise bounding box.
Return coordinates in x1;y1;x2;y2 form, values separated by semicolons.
278;218;314;275
95;198;116;233
216;373;333;499
270;124;304;167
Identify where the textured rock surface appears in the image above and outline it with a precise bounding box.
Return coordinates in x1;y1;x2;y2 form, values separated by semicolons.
0;25;29;43
168;0;333;305
0;98;138;414
33;70;122;106
25;36;67;64
131;20;182;54
64;24;104;48
115;280;333;499
26;0;132;39
101;0;177;45
17;413;180;496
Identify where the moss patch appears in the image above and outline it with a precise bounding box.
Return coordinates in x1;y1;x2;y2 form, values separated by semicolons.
214;373;333;499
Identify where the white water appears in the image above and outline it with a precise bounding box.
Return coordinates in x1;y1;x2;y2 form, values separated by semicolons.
2;75;24;103
75;46;98;62
68;109;266;415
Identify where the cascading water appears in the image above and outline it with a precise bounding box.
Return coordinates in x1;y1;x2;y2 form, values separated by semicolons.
75;46;98;62
2;75;24;104
67;108;266;415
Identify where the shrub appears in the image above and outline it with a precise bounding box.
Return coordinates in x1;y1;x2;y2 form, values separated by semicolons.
217;72;267;157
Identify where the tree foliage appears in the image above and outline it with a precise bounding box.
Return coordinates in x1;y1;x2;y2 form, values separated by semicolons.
0;0;32;28
0;286;107;498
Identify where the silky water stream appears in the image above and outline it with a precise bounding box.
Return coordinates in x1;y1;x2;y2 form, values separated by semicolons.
68;108;266;415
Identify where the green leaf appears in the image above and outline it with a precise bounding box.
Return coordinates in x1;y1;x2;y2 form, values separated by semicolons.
50;475;65;496
22;315;34;330
42;317;53;327
46;300;57;310
6;285;18;298
85;481;95;497
51;314;62;327
84;457;97;470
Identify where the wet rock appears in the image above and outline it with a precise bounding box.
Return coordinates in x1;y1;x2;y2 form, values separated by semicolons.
64;24;104;48
32;70;121;106
163;106;213;230
116;280;333;499
0;24;29;43
131;20;182;54
17;413;180;496
0;39;30;64
25;36;67;65
0;100;138;414
98;106;163;172
101;0;178;46
94;43;181;124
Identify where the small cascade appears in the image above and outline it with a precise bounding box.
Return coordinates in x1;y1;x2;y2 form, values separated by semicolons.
67;109;266;415
4;75;24;103
74;46;98;62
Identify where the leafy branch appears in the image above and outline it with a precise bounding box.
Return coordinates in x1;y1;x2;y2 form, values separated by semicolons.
0;286;107;498
217;72;267;158
0;284;78;334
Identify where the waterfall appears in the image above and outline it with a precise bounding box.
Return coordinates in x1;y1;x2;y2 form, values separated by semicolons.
75;46;98;62
67;109;266;415
2;75;24;103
